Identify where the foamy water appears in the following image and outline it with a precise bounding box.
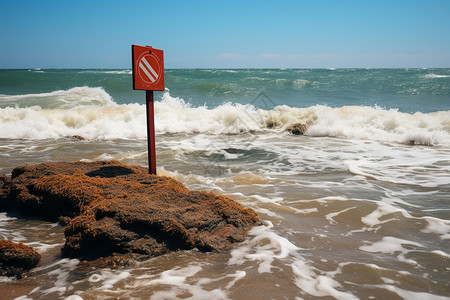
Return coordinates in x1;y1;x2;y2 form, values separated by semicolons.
1;88;449;146
0;69;449;299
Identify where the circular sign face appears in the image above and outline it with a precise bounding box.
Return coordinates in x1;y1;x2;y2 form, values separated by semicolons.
132;45;165;91
137;52;162;85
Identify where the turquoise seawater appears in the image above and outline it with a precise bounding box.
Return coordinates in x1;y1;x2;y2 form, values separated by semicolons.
1;68;449;112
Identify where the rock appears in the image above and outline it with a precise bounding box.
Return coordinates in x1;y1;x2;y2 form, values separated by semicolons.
266;122;279;129
0;240;40;278
0;175;12;210
286;123;308;135
79;253;139;269
2;161;261;262
71;135;85;140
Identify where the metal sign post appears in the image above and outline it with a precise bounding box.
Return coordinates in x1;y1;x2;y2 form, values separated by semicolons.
132;44;165;175
146;90;156;175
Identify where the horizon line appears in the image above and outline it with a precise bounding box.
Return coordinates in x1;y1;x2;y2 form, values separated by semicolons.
1;67;450;70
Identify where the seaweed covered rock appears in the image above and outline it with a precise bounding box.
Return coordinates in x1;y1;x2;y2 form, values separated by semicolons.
0;175;12;210
2;161;261;261
0;240;40;278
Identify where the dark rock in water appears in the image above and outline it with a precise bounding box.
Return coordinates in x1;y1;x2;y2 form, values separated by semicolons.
80;253;140;268
71;135;85;140
0;175;12;210
1;161;261;263
286;123;308;135
266;122;279;129
0;240;40;278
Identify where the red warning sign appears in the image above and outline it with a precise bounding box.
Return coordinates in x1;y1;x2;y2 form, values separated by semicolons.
132;45;164;91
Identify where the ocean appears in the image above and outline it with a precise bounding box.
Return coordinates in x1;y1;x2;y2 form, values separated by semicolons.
0;68;449;299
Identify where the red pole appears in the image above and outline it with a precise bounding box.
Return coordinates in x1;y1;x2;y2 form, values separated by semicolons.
146;90;156;175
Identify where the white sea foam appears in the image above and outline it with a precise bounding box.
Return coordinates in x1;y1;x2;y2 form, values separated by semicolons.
228;221;299;273
23;241;63;253
360;236;424;255
291;260;359;300
228;223;362;298
0;86;115;109
361;203;413;228
31;258;80;296
64;296;84;300
423;73;450;79
325;206;356;224
360;236;425;265
421;216;450;240
359;202;450;241
79;70;132;75
133;265;229;300
344;143;450;188
305;105;450;146
377;284;450;300
1;88;449;145
101;271;131;290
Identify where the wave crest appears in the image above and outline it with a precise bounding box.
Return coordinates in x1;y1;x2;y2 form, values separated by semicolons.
0;86;116;109
422;73;450;79
1;89;449;145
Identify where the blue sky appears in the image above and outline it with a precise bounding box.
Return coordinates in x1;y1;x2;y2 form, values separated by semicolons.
1;0;449;68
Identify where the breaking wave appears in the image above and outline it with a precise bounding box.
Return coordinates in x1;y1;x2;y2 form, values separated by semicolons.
0;87;449;145
422;73;450;79
0;86;115;109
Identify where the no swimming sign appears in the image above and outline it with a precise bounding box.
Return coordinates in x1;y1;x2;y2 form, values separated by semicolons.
132;45;164;91
131;44;165;175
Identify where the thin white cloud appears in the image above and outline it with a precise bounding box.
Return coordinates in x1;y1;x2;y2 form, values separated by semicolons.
219;53;248;59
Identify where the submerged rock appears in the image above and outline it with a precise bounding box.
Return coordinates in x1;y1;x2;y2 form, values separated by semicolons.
0;175;12;210
286;123;308;135
0;240;40;278
1;161;261;262
71;135;85;140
